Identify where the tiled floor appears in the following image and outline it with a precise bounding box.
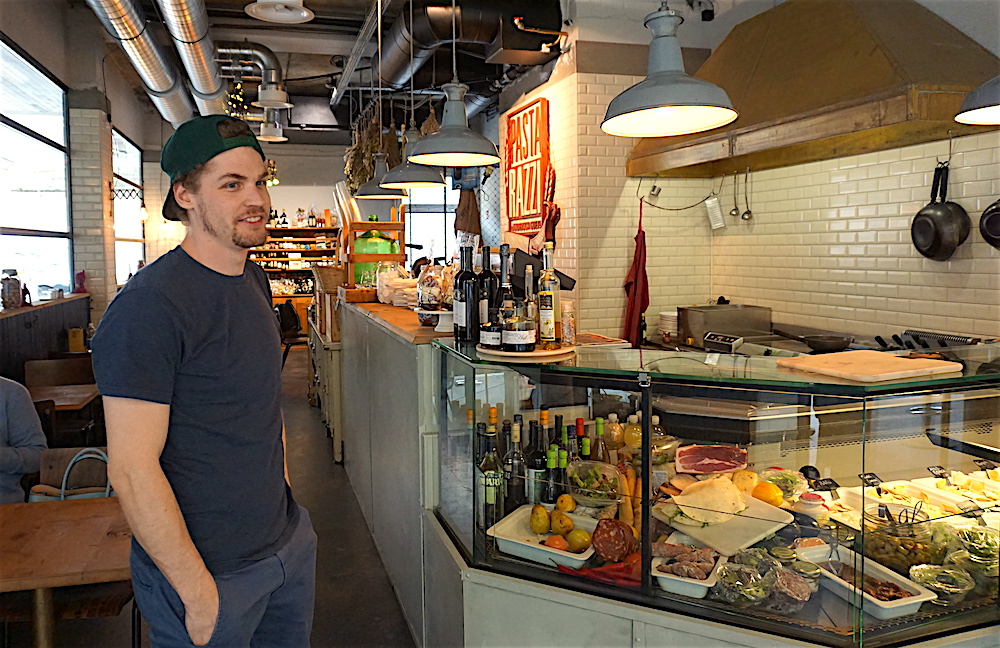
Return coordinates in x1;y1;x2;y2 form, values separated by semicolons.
3;347;414;648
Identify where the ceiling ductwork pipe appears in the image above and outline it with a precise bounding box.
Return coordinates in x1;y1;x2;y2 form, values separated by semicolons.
216;42;292;109
154;0;227;115
378;3;501;89
83;0;195;127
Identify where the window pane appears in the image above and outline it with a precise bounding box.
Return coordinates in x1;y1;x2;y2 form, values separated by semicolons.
0;123;69;232
407;184;460;212
113;178;145;239
112;130;142;185
0;234;71;300
0;40;65;145
407;211;457;267
115;240;145;285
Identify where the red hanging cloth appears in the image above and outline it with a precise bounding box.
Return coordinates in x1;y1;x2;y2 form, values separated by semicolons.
622;199;650;348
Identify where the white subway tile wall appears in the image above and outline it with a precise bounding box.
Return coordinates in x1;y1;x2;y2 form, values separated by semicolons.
712;133;1000;338
142;161;186;260
505;69;1000;339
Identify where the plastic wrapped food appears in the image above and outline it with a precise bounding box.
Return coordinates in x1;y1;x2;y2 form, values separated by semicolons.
945;550;999;598
759;468;809;502
732;548;781;575
760;568;812;615
709;564;771;608
955;527;1000;563
908;565;975;606
417;265;446;310
591;519;637;563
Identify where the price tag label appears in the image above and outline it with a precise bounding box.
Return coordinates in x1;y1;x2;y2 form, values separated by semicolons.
973;459;997;471
927;465;949;479
958;501;986;524
812;478;841;491
858;472;883;487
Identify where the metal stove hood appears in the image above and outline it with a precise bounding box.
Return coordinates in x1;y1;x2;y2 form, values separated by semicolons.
627;0;1000;178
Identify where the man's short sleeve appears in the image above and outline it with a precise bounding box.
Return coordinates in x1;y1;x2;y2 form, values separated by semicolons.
92;287;183;405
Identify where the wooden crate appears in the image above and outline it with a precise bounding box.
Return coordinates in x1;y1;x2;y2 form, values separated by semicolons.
337;285;378;303
312;265;347;341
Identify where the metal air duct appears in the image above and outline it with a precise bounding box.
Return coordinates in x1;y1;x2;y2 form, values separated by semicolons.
154;0;227;115
216;41;292;109
84;0;195;127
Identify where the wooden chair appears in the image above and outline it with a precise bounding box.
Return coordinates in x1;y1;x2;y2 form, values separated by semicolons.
1;447;141;648
24;357;95;387
276;300;309;369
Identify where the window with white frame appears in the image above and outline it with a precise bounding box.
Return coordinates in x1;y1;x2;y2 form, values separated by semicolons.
0;34;71;300
111;129;145;284
405;183;461;267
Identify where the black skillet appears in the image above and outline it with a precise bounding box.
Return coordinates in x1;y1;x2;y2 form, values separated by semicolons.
980;198;1000;249
911;163;970;261
772;329;852;353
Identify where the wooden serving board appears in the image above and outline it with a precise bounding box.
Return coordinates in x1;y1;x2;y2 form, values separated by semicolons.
774;350;963;382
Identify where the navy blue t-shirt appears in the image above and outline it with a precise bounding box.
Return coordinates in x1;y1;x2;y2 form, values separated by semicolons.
92;247;296;573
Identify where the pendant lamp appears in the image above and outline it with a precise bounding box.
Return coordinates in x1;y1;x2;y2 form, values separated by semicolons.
245;0;314;24
955;75;1000;125
381;125;447;188
380;0;447;188
406;0;501;168
601;2;737;138
356;152;407;200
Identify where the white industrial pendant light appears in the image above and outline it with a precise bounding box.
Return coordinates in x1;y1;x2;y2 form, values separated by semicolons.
356;152;407;199
406;0;501;167
602;1;737;138
955;75;1000;125
380;0;446;189
245;0;314;24
257;109;287;142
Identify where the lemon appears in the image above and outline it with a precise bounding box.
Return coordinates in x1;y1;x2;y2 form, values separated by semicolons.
752;481;785;507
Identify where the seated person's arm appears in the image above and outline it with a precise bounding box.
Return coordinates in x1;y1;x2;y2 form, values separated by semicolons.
105;396;219;646
0;382;47;476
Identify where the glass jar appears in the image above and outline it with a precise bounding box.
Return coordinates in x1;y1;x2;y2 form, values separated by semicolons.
769;547;798;566
791;560;822;593
560;300;576;345
860;506;945;576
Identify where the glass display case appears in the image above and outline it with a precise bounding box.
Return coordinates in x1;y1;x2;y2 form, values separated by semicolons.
435;340;1000;647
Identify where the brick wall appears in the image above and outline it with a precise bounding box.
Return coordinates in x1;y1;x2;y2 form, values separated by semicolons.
142;161;186;261
68;107;116;322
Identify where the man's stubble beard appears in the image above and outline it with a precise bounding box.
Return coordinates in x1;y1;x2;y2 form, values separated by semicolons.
197;210;268;249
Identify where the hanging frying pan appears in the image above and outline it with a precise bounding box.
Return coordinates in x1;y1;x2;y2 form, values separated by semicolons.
910;163;970;261
980;198;1000;249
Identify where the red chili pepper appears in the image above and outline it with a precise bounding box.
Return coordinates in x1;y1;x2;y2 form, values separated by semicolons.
557;565;641;588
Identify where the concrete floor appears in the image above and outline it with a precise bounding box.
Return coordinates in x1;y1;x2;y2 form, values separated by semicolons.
4;347;415;648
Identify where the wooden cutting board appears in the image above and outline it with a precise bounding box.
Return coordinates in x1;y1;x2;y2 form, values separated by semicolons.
774;350;963;382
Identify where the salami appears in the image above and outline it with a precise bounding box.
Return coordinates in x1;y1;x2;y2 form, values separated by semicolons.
761;569;812;615
591;519;637;563
675;444;748;474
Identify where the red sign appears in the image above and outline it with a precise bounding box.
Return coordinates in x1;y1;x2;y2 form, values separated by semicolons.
504;98;549;237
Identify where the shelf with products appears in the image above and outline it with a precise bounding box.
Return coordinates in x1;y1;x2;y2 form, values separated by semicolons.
434;339;1000;647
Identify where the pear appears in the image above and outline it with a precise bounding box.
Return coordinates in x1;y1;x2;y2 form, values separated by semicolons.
529;505;551;535
549;510;575;537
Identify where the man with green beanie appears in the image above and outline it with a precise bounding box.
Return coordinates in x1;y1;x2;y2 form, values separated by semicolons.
92;115;316;648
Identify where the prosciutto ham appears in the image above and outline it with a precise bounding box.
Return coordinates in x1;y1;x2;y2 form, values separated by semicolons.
675;444;748;474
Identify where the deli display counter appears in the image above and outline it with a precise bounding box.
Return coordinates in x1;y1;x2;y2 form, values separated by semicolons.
434;340;1000;647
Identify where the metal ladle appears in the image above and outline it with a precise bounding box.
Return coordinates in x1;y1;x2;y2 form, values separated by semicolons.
729;171;740;217
741;167;753;220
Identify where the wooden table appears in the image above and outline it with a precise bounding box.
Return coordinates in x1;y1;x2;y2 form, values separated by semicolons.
28;384;99;412
0;498;131;648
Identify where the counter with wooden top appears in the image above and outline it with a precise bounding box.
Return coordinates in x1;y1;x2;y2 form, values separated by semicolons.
0;293;89;321
343;301;453;345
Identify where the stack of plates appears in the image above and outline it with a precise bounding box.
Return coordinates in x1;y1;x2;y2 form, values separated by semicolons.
392;287;419;308
658;310;678;337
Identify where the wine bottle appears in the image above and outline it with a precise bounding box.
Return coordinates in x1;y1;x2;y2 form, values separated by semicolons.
495;244;515;327
502;299;536;352
580;436;592;461
525;421;546;504
537;241;561;350
498;419;511;462
453;246;479;343
502;419;527;515
592;417;611;463
477;425;502;530
540;450;558;504
476;243;499;325
552;414;563;448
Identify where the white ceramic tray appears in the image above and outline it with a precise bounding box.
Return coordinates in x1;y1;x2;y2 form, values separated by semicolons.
968;471;1000;494
651;532;728;599
487;505;597;569
795;546;937;620
651;496;793;557
907;476;1000;508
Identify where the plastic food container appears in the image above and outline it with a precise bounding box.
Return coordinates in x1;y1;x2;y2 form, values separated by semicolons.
486;505;597;569
907;477;1000;508
651;533;728;599
796;546;937;620
908;565;975;606
945;550;999;598
566;460;621;507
